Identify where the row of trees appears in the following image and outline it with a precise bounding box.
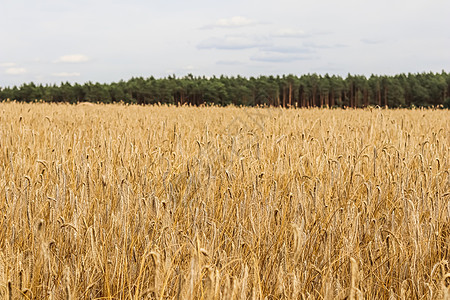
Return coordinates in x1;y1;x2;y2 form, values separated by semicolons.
1;72;450;108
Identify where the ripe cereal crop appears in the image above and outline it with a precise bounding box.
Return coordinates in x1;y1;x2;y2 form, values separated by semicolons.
0;102;449;299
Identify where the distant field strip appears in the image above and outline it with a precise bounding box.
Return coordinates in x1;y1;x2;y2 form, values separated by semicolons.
0;102;449;299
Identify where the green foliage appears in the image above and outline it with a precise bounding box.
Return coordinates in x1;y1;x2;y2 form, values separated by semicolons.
1;72;449;108
444;97;450;108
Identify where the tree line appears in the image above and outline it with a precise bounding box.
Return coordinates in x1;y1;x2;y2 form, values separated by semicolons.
1;72;450;108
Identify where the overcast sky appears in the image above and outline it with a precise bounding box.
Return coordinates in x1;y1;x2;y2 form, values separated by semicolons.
1;0;449;87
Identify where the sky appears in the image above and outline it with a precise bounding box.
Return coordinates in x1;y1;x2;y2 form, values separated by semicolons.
1;0;449;87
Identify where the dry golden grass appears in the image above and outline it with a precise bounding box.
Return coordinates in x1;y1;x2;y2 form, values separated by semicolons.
0;102;449;299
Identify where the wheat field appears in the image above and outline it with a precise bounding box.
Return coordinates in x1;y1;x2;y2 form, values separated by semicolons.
0;102;449;299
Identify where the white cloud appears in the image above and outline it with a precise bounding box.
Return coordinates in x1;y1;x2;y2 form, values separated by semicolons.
0;62;16;68
55;54;89;63
273;28;308;38
201;16;259;29
5;67;27;75
52;72;81;77
303;42;347;49
198;36;271;50
216;60;242;65
261;46;315;54
361;38;384;44
250;53;314;63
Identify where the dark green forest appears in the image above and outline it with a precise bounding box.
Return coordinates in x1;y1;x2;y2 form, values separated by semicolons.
1;72;450;108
